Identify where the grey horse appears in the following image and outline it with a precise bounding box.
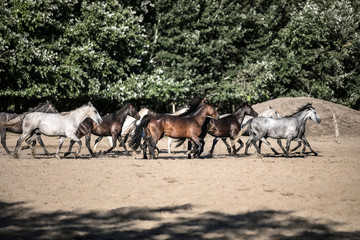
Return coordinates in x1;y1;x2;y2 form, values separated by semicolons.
0;101;58;155
242;103;321;157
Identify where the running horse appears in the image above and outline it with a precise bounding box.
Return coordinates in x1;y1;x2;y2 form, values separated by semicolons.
0;102;103;159
203;103;258;155
0;101;58;155
241;103;321;157
64;104;140;157
130;102;219;159
174;103;259;157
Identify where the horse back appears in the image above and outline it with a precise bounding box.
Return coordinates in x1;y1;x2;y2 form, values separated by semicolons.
251;117;298;139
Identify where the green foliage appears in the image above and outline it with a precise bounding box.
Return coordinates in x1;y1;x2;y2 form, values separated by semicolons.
0;0;359;112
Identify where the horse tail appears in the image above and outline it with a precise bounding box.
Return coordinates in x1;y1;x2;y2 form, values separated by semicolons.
174;138;187;148
0;115;25;127
233;120;252;143
129;114;152;150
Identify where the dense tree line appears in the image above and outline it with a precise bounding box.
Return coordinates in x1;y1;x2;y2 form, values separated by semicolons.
1;0;359;113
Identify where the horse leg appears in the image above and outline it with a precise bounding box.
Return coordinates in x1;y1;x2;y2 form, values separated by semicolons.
66;135;82;158
141;137;148;159
302;136;317;156
276;139;286;154
291;142;302;153
285;139;291;157
25;133;39;157
190;135;202;159
235;138;244;154
168;137;172;153
119;134;128;149
209;137;218;156
104;135;117;154
260;137;279;155
64;140;76;157
244;138;253;155
221;138;232;154
186;140;192;159
36;134;50;155
13;131;32;158
93;136;103;153
55;137;66;159
118;135;130;155
147;136;157;159
0;129;11;154
259;138;278;156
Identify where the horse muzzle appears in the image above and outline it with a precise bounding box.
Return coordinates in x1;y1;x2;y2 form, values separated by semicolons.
96;118;103;125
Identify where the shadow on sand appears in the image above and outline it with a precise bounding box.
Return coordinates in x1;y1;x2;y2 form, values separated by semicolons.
0;201;359;240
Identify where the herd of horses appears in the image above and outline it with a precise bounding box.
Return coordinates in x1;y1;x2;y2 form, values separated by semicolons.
0;97;321;159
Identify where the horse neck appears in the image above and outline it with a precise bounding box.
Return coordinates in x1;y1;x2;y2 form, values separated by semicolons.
69;107;92;125
192;105;212;125
260;109;276;118
234;109;247;123
113;108;126;120
294;110;311;126
140;109;150;118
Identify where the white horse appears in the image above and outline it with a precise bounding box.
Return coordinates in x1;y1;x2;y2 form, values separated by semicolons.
96;108;153;152
6;102;102;159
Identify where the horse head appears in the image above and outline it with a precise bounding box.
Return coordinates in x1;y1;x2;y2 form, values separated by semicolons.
87;102;103;125
243;103;258;117
205;104;219;119
45;100;59;113
129;105;140;120
307;106;321;124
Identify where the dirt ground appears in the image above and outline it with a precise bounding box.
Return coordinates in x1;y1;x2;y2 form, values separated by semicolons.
1;97;360;239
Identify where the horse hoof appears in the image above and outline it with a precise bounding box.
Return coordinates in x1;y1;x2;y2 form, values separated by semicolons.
55;154;61;159
13;153;19;159
64;152;71;157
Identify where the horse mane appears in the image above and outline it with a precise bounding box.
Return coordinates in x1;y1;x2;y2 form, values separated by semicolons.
188;103;207;117
111;104;131;118
60;103;91;116
177;97;206;116
26;101;49;113
285;103;313;118
234;102;248;114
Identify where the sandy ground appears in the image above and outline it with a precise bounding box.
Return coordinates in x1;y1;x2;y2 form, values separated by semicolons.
0;132;359;239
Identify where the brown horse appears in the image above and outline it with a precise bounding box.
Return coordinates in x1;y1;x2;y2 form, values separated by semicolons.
175;103;258;157
204;103;258;155
130;103;219;159
64;104;139;157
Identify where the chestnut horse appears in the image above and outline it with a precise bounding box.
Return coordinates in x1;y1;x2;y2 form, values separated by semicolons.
64;104;139;157
130;103;219;159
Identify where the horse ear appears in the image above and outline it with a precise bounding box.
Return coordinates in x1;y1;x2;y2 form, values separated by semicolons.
88;102;92;106
268;106;273;110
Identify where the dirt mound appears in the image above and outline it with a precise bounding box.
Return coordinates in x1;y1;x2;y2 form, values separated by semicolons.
252;97;360;137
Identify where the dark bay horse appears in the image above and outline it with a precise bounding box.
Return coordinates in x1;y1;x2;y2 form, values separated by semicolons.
64;104;139;157
205;103;258;155
0;101;58;155
130;103;219;159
